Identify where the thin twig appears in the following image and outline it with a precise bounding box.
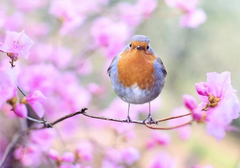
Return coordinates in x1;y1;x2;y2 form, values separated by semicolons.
81;112;145;125
0;131;21;167
81;111;192;125
145;119;194;130
156;113;192;122
26;116;45;123
30;108;89;130
50;108;88;126
17;85;27;97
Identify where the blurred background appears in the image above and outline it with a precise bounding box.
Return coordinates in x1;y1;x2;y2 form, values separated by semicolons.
0;0;240;167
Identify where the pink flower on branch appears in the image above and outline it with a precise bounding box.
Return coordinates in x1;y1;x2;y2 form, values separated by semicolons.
25;90;47;118
193;71;240;140
0;30;34;60
14;104;28;118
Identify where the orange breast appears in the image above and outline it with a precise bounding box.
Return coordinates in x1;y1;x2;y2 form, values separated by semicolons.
117;49;157;90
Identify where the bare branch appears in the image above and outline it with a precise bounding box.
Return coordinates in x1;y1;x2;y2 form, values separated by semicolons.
145;119;194;130
0;131;21;167
29;108;193;130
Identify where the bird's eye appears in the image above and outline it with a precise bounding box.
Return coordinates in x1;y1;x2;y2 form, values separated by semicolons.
147;45;149;50
129;43;132;47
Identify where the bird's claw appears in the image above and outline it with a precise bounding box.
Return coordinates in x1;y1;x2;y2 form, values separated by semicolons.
143;115;157;125
126;116;132;123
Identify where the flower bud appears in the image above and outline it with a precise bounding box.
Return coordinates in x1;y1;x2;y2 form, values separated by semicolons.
14;104;27;118
183;94;197;111
195;82;208;96
48;149;60;161
62;152;75;163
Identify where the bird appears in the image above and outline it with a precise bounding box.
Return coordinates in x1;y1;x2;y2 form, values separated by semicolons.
107;35;167;124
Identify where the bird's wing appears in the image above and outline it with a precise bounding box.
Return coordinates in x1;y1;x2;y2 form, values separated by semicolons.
156;57;167;77
107;55;118;76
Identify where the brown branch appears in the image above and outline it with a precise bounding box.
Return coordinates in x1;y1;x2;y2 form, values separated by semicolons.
50;108;88;126
30;108;192;130
81;111;145;124
0;131;21;167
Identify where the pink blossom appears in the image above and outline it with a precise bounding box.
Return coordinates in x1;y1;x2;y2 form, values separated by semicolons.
146;132;170;148
48;149;60;161
120;147;140;165
147;152;175;168
76;141;93;161
169;107;192;140
50;47;73;69
101;159;124;168
117;2;142;27
195;71;240;140
62;152;75;163
25;22;50;38
91;17;130;58
14;104;28;118
0;69;17;108
30;129;56;149
18;63;60;93
183;94;197;110
180;9;207;28
76;59;93;76
59;164;82;168
3;12;25;31
136;0;158;18
105;147;122;164
14;145;41;167
88;83;105;95
0;10;6;28
26;90;47;118
59;164;77;168
0;30;34;60
195;82;208;96
49;0;85;35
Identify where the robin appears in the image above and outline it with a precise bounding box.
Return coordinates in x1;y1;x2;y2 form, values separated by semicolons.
107;35;167;124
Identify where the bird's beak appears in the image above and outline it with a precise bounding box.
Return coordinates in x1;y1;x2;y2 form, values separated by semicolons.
136;46;144;50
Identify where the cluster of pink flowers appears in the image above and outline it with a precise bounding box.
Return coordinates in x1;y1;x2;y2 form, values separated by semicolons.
164;0;207;28
14;129;56;167
183;72;239;140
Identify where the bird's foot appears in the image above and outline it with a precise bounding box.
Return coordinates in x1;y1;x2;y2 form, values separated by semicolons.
143;115;157;125
126;116;132;123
